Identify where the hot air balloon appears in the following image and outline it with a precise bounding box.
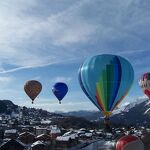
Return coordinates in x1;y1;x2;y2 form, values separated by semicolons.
52;82;68;104
24;80;42;104
116;135;144;150
79;54;134;131
139;73;150;99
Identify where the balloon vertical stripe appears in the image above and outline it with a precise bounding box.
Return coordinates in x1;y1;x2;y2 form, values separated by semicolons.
96;88;105;111
102;70;107;109
79;65;101;110
109;57;122;110
106;64;112;110
99;77;105;107
108;64;115;109
112;91;128;111
96;79;105;110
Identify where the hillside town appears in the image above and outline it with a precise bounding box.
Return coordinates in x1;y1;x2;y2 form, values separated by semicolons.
0;100;149;150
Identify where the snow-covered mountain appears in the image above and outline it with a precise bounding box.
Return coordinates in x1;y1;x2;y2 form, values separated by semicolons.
111;98;150;125
62;98;150;126
113;97;148;114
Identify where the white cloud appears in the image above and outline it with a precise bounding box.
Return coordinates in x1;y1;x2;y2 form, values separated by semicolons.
52;76;72;83
0;0;149;73
0;76;13;83
0;89;23;102
19;98;98;112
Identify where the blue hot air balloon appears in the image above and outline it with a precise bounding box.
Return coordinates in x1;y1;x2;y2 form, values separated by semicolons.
52;82;68;104
79;54;134;117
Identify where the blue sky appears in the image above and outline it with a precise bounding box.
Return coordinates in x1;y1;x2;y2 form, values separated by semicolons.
0;0;149;112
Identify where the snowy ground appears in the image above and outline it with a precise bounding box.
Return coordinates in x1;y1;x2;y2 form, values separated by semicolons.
80;139;115;150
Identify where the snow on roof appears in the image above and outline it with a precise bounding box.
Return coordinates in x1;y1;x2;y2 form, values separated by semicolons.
144;108;150;114
36;134;45;138
41;120;51;124
36;134;50;138
77;130;85;134
85;133;93;137
56;131;78;141
19;132;35;137
56;136;71;141
31;140;46;147
36;127;47;130
89;130;94;132
5;129;17;134
50;127;61;134
1;139;25;147
79;128;86;131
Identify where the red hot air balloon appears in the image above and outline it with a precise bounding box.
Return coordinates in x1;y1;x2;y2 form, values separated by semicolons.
24;80;42;104
116;135;144;150
139;73;150;99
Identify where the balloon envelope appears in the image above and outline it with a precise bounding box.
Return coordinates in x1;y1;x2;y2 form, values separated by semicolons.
79;54;134;116
116;135;144;150
139;72;150;99
52;82;68;103
24;80;42;103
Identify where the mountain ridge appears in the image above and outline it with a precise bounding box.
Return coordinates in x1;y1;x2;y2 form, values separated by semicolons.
0;98;149;126
59;98;150;126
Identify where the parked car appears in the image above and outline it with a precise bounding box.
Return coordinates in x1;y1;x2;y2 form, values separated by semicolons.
56;131;78;141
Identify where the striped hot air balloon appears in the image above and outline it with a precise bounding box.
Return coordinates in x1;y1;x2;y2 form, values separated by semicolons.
79;54;134;117
139;73;150;99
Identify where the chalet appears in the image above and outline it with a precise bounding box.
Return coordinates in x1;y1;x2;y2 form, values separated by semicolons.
4;129;18;139
35;127;48;136
18;132;35;144
50;126;61;139
0;139;25;150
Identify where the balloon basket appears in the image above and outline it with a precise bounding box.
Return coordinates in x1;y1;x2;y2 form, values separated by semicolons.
59;101;61;104
104;116;112;133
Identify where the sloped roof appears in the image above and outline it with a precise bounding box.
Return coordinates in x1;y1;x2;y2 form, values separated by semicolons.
19;131;35;137
5;129;17;134
36;134;51;139
31;140;46;147
0;139;25;150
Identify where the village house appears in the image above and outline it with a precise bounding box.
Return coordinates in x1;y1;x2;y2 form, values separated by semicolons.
4;129;18;139
35;127;48;136
50;125;61;139
18;132;35;144
0;139;26;150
